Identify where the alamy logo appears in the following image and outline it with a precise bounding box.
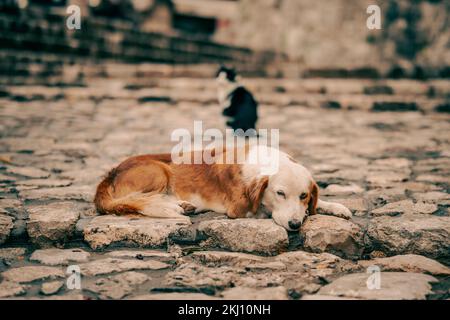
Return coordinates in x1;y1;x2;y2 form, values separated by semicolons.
66;5;81;30
171;121;280;175
366;265;381;290
367;5;382;30
66;265;81;290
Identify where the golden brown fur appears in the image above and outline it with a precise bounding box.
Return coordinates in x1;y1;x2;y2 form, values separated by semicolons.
94;148;266;219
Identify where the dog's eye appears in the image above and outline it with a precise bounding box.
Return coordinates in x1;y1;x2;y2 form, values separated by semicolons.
276;190;286;198
300;193;308;200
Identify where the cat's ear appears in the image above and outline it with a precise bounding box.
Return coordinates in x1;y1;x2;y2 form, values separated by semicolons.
216;65;226;77
229;68;237;82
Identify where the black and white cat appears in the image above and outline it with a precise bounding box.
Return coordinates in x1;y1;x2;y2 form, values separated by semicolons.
216;66;258;133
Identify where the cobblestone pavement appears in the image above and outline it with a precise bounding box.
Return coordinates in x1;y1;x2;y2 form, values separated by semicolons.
0;76;449;300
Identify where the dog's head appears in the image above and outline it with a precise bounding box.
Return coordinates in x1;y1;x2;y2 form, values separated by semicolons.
247;153;318;231
216;65;237;84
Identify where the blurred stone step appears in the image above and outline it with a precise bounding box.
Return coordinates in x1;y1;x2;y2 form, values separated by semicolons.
1;83;448;114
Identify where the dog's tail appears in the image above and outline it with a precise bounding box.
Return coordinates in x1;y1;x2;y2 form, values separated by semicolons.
94;169;152;216
94;166;188;220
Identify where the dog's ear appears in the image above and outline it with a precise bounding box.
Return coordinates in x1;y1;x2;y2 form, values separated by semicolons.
247;176;269;213
308;181;319;215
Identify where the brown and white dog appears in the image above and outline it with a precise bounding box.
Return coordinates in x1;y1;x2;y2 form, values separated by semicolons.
94;145;352;231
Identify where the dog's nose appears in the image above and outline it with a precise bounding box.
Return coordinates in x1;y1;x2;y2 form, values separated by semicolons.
288;219;302;230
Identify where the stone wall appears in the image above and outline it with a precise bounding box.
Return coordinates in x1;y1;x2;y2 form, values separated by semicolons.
217;0;450;78
0;4;275;85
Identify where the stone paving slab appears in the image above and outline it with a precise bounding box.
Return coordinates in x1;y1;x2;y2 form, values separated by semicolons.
83;216;191;250
318;272;438;300
198;219;288;255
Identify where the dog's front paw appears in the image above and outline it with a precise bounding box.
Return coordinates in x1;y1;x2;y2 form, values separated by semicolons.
178;201;197;216
330;203;353;220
